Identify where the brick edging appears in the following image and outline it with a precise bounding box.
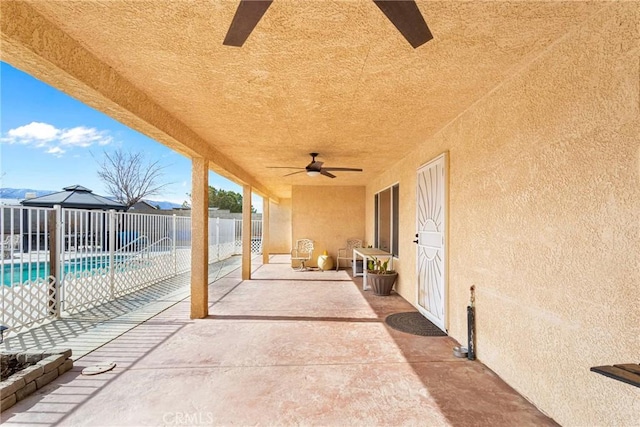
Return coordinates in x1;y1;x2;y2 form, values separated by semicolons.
0;348;73;412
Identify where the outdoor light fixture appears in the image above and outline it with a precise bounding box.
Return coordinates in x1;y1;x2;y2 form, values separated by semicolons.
306;170;321;177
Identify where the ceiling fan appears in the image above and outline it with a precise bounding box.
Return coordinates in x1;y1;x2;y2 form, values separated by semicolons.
223;0;432;49
269;153;363;178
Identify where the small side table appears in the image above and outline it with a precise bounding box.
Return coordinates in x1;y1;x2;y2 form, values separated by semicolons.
317;255;334;271
352;248;393;290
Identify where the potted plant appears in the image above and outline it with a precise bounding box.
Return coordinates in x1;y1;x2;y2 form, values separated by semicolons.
367;256;397;296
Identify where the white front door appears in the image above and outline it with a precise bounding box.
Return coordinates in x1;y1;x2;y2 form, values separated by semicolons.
416;152;448;331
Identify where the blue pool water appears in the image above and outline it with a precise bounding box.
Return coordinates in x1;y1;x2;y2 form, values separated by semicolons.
2;256;129;286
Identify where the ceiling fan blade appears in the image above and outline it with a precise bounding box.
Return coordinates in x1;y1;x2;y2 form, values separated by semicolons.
267;166;305;169
223;0;273;47
308;161;324;170
321;167;363;172
284;170;306;177
373;0;433;48
321;170;337;179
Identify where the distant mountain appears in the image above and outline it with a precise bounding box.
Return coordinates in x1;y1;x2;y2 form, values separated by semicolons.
0;188;182;210
145;200;182;210
0;188;56;199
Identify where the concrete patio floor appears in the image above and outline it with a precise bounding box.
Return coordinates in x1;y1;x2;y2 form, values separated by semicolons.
1;255;557;426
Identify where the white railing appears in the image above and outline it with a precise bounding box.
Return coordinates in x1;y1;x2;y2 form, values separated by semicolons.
1;206;58;330
251;219;263;254
173;215;191;274
208;218;237;264
233;219;263;255
59;207;111;313
1;205;263;334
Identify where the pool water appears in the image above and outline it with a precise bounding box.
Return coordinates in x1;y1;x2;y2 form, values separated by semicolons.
2;256;130;286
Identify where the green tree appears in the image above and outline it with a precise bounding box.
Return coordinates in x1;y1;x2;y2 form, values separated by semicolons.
186;187;256;213
208;187;256;213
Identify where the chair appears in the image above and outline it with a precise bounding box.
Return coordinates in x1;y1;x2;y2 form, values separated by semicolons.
2;235;20;259
291;239;314;271
335;238;363;271
1;236;9;259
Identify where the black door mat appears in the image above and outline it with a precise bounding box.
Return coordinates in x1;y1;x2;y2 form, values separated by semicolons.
385;312;447;336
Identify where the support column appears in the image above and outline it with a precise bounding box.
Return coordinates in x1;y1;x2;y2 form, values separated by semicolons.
47;207;60;318
190;157;208;319
262;197;270;265
242;184;252;280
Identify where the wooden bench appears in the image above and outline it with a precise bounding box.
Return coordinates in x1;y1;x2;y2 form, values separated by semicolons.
590;364;640;388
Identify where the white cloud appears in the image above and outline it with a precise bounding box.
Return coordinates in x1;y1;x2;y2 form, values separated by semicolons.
59;126;112;147
47;146;65;157
2;121;112;156
7;122;59;142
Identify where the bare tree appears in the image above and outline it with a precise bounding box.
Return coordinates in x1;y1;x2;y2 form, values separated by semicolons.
96;148;171;208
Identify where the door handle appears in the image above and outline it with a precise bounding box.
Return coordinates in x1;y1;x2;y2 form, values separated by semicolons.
413;239;419;244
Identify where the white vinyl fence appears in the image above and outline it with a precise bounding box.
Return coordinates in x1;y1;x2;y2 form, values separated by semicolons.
1;205;262;334
1;206;57;332
209;218;238;264
234;219;263;254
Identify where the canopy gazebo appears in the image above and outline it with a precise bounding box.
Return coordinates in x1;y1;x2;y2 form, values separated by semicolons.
20;185;126;211
19;185;126;251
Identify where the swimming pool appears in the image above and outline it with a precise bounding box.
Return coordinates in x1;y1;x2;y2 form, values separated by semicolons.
2;255;130;286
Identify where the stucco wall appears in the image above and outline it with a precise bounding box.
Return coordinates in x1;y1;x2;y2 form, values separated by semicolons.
268;198;292;254
293;186;365;267
367;3;639;426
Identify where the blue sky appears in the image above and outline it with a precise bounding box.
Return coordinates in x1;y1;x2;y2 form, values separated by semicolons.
0;62;262;210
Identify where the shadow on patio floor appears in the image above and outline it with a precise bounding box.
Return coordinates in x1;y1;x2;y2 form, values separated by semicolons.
1;255;557;426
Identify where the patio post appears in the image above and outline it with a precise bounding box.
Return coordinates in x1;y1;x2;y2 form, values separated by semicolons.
47;207;59;318
172;214;177;276
108;209;116;299
190;157;209;319
216;217;220;261
242;184;252;280
53;204;63;318
262;197;270;265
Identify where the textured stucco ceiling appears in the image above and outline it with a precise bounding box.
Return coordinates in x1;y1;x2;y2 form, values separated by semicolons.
4;1;602;199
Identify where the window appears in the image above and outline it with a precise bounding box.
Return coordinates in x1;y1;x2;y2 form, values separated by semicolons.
374;184;399;256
